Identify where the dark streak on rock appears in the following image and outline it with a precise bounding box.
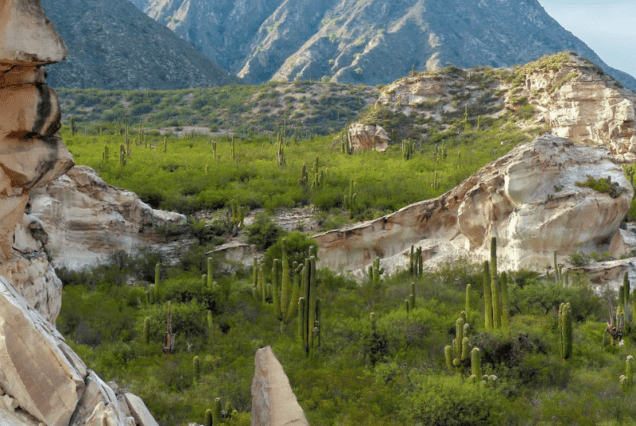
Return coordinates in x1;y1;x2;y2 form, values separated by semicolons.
32;83;52;136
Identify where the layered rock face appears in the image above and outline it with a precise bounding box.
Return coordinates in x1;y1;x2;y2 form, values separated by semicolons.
314;135;632;273
251;346;309;426
0;2;160;425
30;165;186;270
515;56;636;163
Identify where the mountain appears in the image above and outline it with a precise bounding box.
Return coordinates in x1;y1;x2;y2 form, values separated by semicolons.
40;0;240;90
129;0;636;92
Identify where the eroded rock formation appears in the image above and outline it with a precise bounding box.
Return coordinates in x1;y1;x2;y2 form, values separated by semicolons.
251;346;309;426
0;1;160;425
347;124;389;152
30;165;186;270
314;135;632;274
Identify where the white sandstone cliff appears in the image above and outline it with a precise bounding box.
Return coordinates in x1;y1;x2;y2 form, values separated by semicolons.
314;135;633;275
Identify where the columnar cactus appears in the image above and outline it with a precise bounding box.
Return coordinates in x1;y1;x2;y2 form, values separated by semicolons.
465;284;471;322
299;162;308;186
409;246;423;277
491;237;501;329
311;156;324;190
212;139;217;160
624;273;631;331
276;133;285;167
299;254;321;354
501;272;509;329
285;262;302;323
231;200;244;229
273;259;282;320
342;124;354;155
483;260;493;330
125;121;130;156
558;302;573;360
409;282;416;310
402;139;415;160
119;144;126;167
204;409;212;426
207;257;214;288
193;356;201;383
143;317;150;344
163;137;167;153
621;355;634;391
471;347;482;382
344;178;357;219
444;345;454;372
154;263;161;303
368;257;384;288
213;398;222;425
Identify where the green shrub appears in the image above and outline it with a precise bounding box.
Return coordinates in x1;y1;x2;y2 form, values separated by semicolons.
244;214;284;251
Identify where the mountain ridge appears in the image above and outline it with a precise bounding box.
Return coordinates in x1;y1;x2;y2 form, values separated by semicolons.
40;0;239;90
129;0;636;92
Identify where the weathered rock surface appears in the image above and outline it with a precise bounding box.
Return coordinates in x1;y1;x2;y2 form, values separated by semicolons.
314;135;632;273
347;124;389;151
251;346;309;426
0;3;160;426
513;56;636;163
124;393;159;426
30;165;187;270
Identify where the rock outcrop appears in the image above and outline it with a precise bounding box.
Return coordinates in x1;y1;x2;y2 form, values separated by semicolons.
347;124;389;152
251;346;309;426
30;165;187;270
314;135;632;274
0;2;160;425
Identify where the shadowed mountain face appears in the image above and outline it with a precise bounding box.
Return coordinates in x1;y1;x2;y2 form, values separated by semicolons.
131;0;636;91
40;0;239;89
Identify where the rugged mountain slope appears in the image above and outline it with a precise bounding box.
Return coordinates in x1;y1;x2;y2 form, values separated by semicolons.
131;0;636;91
40;0;239;90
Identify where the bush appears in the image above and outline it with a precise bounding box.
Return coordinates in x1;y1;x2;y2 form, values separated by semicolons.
244;214;284;251
404;375;506;426
263;232;318;273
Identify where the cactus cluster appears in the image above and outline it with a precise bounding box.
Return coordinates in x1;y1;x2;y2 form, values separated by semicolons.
298;249;321;354
444;314;471;374
311;156;324;189
558;302;573;360
483;238;509;330
299;161;308;186
231;200;244;229
368;257;384;288
344;178;357;219
409;245;423;277
341;125;354;155
618;272;632;333
402;139;415;160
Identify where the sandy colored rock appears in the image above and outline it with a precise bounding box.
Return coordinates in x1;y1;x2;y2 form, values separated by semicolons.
314;135;632;273
30;165;186;269
0;254;62;323
0;83;61;137
347;123;389;152
251;346;309;426
71;371;135;426
124;393;159;426
0;0;67;64
0;275;85;426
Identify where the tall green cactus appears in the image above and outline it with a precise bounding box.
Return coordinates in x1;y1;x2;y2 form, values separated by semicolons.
444;344;454;372
231;200;244;229
447;316;470;373
299;162;308;186
193;356;201;384
154;263;161;303
368;257;384;288
409;282;416;310
273;259;282;320
344;178;357;219
204;409;212;426
471;347;482;382
409;246;423;277
299;255;320;354
119;144;126;167
501;271;509;330
402;139;415;160
342;124;354;155
213;398;222;425
483;260;493;330
621;355;634;390
491;237;501;329
276;133;286;167
207;257;214;288
558;302;573;360
624;272;631;332
466;284;471;322
163;137;167;153
285;262;302;323
143;317;150;344
311;156;324;189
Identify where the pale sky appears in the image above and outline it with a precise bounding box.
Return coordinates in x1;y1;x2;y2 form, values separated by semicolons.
539;0;636;79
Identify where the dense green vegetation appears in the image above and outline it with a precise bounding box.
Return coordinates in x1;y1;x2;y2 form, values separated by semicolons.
57;244;636;426
61;116;529;216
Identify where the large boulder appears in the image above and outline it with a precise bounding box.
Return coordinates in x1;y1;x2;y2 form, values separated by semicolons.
347;124;390;152
251;346;309;426
314;135;633;273
30;165;186;269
